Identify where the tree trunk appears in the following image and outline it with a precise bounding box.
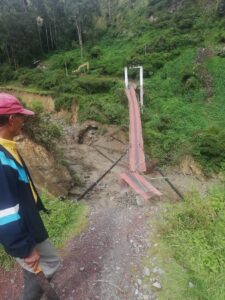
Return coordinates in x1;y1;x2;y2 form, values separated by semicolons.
5;44;11;65
53;14;57;48
37;27;44;53
11;46;18;69
45;23;50;51
108;0;112;24
22;0;28;12
74;17;83;61
49;25;54;49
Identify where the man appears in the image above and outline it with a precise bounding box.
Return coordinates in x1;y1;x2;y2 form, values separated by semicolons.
0;93;60;300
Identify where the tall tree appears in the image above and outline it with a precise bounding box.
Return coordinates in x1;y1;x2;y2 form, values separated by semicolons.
65;0;100;61
0;0;100;66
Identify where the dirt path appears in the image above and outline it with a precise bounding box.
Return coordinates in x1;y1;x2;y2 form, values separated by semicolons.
55;206;152;300
52;122;158;299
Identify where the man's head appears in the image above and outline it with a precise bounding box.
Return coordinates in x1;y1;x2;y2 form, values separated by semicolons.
0;93;34;139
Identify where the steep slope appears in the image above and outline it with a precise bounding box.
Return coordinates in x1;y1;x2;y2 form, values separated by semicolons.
1;0;225;175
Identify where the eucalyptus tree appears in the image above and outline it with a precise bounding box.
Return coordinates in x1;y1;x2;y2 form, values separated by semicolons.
0;0;101;66
64;0;100;61
217;0;225;16
0;0;40;67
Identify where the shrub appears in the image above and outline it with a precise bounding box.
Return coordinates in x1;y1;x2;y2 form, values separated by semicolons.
176;18;194;31
18;68;45;87
76;77;117;93
23;103;61;151
54;94;77;111
78;93;128;125
0;64;16;83
217;33;225;43
90;46;103;59
217;0;225;16
37;70;65;90
192;127;225;173
181;73;201;91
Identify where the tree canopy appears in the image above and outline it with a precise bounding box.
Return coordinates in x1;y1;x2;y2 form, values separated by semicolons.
0;0;101;67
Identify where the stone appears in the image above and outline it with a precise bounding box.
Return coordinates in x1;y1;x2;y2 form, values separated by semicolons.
152;281;162;289
79;267;85;271
153;267;165;275
188;282;194;288
136;196;145;206
143;267;150;277
137;279;142;286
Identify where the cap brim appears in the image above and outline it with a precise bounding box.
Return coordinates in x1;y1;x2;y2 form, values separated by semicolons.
20;108;35;115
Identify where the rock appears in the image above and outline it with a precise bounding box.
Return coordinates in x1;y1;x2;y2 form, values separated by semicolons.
136;196;146;206
153;267;165;275
135;289;139;295
143;295;149;300
152;281;162;289
147;241;152;248
138;293;143;300
79;267;85;271
137;279;142;286
143;267;150;277
188;282;195;288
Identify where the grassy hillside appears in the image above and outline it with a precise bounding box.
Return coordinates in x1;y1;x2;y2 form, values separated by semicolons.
1;0;225;175
146;186;225;300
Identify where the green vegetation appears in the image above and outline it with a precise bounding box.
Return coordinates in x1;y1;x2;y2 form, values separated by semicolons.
23;101;62;151
1;0;225;174
144;187;225;300
143;49;225;173
148;187;225;300
41;194;88;247
0;195;88;270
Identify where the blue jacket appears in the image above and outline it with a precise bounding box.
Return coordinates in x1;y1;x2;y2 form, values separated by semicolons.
0;145;48;258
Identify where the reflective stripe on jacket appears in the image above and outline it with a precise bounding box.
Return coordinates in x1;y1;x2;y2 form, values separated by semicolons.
0;145;48;258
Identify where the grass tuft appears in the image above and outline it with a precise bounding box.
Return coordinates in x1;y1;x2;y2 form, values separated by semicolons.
156;186;225;300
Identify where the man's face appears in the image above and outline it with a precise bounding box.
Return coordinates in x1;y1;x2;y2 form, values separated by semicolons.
9;114;27;137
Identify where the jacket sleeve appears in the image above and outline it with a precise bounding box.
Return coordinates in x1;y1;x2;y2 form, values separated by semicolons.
0;162;36;258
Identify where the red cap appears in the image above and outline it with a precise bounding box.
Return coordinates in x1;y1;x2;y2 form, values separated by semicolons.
0;93;34;115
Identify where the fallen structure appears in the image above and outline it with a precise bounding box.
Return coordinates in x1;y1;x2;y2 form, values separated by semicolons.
121;69;162;200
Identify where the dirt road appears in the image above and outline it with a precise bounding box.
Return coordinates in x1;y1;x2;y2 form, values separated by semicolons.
54;123;159;300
